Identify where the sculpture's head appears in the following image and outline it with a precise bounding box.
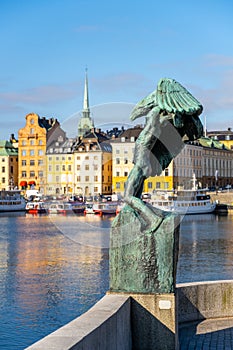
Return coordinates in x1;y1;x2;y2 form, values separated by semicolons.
130;77;203;142
156;78;203;141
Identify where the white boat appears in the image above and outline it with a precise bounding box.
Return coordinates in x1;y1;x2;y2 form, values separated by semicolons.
150;188;216;215
48;202;73;214
25;201;46;214
0;190;26;212
92;201;119;215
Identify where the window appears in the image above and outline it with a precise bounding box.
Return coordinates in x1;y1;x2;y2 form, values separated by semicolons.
30;140;35;145
77;176;81;182
38;150;43;156
77;156;80;160
30;118;34;124
56;157;59;161
30;128;34;134
38;171;43;177
22;140;26;146
94;186;98;192
38;160;43;166
165;168;169;176
56;176;59;182
116;171;120;176
1;158;5;162
62;156;65;161
30;171;35;177
116;182;120;189
77;164;80;170
48;157;52;161
30;150;34;156
2;177;5;183
68;165;72;171
85;156;89;160
156;182;161;189
94;176;98;182
39;140;43;145
148;182;152;189
124;171;128;176
22;171;26;177
56;165;59;171
85;165;89;170
49;165;52;172
10;166;13;174
116;149;120;154
93;164;98;171
22;160;26;166
2;167;5;173
30;160;35;166
68;156;72;161
85;176;89;182
62;165;65;171
22;150;26;156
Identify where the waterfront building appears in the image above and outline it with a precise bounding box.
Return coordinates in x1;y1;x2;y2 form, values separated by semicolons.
199;136;233;188
18;113;64;194
173;142;203;189
110;125;173;196
46;136;75;196
0;135;18;190
173;136;233;189
73;128;112;197
207;128;233;150
77;69;94;138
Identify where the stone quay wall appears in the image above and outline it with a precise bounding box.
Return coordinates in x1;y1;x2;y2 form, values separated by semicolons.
26;280;233;350
177;280;233;323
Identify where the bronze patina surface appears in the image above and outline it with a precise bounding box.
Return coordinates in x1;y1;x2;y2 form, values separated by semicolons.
110;78;203;294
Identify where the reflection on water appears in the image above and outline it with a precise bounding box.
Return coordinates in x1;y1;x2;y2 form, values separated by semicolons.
0;214;110;350
1;212;233;349
177;213;233;283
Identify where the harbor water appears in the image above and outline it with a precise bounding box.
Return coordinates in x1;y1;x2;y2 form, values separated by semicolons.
0;212;233;349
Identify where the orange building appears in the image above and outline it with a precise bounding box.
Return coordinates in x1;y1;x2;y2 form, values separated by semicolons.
18;113;63;194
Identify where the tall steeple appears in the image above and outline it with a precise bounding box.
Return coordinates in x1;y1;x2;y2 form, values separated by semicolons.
83;67;89;115
78;68;94;137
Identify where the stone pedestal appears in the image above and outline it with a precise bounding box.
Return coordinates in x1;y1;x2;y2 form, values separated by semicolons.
109;204;180;349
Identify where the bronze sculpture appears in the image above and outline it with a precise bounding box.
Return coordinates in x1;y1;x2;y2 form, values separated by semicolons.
110;78;203;294
124;77;203;229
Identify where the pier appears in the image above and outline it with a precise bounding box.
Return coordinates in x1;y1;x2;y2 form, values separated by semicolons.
26;280;233;349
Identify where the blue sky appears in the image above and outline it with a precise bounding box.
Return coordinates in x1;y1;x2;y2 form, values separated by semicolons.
0;0;233;139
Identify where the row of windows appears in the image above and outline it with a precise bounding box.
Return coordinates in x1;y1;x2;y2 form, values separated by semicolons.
21;139;43;146
115;181;169;190
22;160;43;166
75;176;111;182
21;171;43;178
21;150;44;156
48;156;73;161
48;165;72;171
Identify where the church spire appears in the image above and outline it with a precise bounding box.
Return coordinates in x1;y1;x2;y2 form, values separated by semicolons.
77;68;94;138
83;67;89;113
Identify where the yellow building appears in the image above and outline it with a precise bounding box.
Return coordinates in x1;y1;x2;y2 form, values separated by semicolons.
0;137;18;190
18;113;63;194
46;137;74;196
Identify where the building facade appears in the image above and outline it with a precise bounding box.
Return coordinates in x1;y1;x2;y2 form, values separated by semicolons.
73;129;112;197
18;113;64;194
0;137;18;190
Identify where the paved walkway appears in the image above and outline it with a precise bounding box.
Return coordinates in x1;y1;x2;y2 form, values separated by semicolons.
179;317;233;349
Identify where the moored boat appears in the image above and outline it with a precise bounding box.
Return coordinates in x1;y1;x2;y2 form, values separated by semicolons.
150;188;216;215
48;202;74;214
25;201;47;214
0;190;26;212
92;201;119;215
